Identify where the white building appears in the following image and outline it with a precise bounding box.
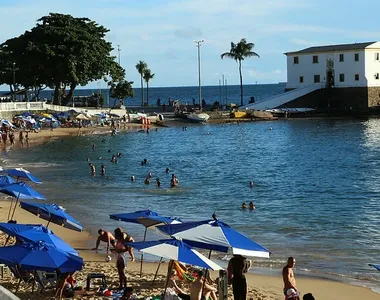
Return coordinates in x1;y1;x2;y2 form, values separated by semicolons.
285;42;380;90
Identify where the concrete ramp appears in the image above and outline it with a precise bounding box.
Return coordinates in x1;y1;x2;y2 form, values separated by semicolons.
241;83;325;110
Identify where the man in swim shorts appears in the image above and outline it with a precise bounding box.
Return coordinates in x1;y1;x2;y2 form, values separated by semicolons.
282;257;300;300
93;229;116;252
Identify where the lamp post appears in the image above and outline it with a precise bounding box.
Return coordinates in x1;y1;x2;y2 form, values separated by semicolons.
194;40;204;109
12;62;16;102
117;44;121;65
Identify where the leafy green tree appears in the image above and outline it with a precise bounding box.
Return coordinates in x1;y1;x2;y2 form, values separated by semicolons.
135;61;147;106
109;80;135;107
143;69;155;105
0;13;121;105
221;38;260;106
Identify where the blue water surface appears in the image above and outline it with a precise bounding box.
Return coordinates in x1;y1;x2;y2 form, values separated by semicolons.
2;117;380;291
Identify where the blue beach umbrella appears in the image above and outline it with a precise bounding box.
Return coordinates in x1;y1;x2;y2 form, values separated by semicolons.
19;202;83;232
110;209;181;276
6;168;42;184
0;175;16;187
157;219;271;258
0;223;77;255
369;264;380;272
126;239;222;270
0;241;83;273
0;182;46;221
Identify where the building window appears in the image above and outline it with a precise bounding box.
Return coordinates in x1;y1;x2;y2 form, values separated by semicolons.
339;54;344;62
339;74;345;82
355;53;359;61
355;74;359;81
314;75;320;83
299;76;304;83
294;56;299;64
376;53;380;61
375;73;379;80
313;55;319;64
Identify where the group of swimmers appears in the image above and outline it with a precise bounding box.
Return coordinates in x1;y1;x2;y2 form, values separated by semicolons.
242;201;256;210
142;171;179;188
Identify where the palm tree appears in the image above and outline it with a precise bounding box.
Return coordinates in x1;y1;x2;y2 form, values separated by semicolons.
143;69;155;105
221;38;260;106
135;60;147;106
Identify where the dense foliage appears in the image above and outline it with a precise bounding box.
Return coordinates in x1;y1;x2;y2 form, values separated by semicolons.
0;13;127;105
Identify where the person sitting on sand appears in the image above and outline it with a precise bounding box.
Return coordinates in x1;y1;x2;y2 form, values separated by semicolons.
121;287;135;300
283;257;299;300
241;202;248;209
190;270;217;300
89;163;96;176
249;201;255;210
169;269;190;300
93;229;115;252
55;273;93;299
303;293;315;300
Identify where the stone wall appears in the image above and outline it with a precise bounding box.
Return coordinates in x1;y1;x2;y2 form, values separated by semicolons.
279;87;373;111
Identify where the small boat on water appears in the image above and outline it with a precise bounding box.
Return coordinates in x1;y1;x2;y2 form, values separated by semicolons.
187;112;210;123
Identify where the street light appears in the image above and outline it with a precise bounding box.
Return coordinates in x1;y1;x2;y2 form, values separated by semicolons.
194;40;204;109
117;44;121;65
12;62;16;102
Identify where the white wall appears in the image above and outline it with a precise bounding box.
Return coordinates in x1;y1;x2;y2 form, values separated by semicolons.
286;50;367;89
365;46;380;87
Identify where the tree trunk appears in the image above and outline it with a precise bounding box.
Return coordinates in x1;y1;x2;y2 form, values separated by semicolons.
140;75;144;106
62;83;77;106
239;60;243;106
53;84;61;105
146;81;149;105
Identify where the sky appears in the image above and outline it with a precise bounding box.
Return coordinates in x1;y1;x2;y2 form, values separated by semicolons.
0;0;379;89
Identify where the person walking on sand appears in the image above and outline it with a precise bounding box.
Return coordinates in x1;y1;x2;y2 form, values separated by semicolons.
228;254;250;300
9;131;15;146
25;132;29;147
89;163;96;176
19;131;24;148
92;229;116;252
283;257;300;300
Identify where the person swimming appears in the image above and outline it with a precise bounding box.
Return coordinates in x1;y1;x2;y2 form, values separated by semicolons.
165;167;170;173
117;152;122;158
131;176;135;182
143;158;148;165
156;178;161;187
98;156;103;160
249;201;256;210
89;163;96;176
111;155;116;163
250;181;254;188
170;174;179;188
241;202;248;209
101;165;106;176
144;173;152;184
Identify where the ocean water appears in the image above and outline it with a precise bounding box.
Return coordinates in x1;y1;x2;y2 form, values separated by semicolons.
2;116;380;292
3;83;286;107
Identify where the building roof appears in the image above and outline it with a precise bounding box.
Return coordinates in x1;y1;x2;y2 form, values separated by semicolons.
285;42;377;55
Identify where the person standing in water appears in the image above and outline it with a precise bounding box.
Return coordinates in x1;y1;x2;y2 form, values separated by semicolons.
170;174;179;187
89;163;96;176
101;165;106;176
156;178;161;187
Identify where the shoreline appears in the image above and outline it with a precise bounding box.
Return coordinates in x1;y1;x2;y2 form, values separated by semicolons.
1;126;380;299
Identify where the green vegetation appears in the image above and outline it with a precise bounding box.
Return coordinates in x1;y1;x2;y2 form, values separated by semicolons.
143;69;155;105
109;80;135;107
221;38;260;106
135;60;147;106
0;13;129;105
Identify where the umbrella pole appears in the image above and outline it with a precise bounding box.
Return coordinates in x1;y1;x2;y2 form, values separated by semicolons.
162;259;174;299
7;198;14;221
46;217;52;228
152;257;163;285
140;227;147;277
201;250;212;298
10;193;21;221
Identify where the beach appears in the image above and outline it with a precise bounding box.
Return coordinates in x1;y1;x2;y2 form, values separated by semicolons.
1;124;380;299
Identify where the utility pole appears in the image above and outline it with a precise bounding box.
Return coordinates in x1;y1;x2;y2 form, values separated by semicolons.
194;40;204;108
12;62;16;102
117;44;121;65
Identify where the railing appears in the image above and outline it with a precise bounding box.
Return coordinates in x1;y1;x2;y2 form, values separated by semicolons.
240;83;325;110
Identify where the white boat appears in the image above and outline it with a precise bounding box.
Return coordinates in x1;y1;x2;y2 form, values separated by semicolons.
187;112;210;123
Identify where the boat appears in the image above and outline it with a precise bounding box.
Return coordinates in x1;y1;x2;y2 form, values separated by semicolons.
187;112;210;123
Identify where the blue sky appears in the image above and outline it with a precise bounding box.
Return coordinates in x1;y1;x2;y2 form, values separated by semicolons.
1;0;379;89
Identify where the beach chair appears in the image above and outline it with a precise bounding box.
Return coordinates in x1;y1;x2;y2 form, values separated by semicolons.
9;265;35;293
34;270;58;293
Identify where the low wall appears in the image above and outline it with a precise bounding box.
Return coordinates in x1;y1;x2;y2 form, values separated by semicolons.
0;286;19;300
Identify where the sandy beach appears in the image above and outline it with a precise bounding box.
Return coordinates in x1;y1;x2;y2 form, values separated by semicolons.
1;127;380;299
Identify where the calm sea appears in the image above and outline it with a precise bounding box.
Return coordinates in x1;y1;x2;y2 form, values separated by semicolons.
1;84;380;293
3;83;286;107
